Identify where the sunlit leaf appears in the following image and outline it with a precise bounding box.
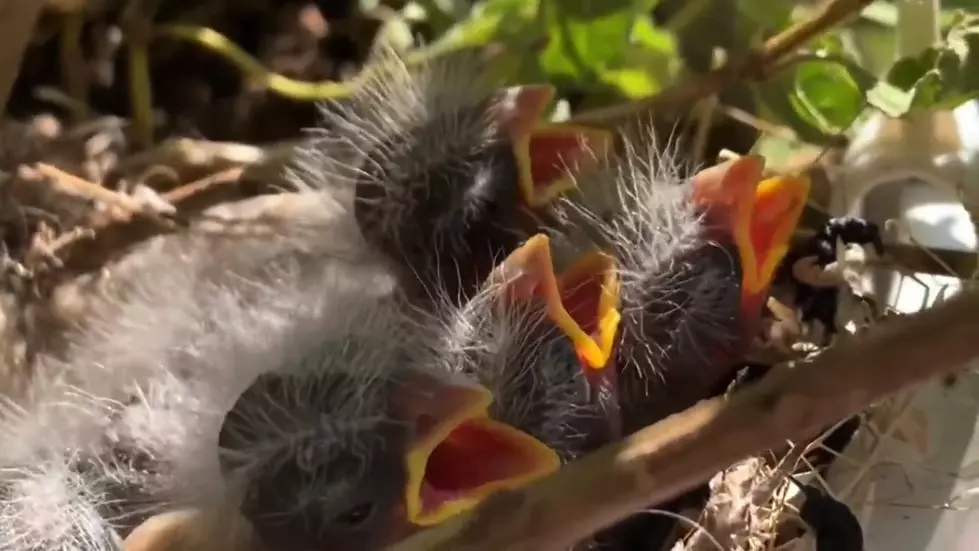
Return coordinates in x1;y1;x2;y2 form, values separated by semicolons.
755;73;841;145
865;80;913;117
539;0;636;81
794;60;865;132
751;134;801;167
607;15;680;97
600;68;661;98
631;15;676;53
859;2;897;26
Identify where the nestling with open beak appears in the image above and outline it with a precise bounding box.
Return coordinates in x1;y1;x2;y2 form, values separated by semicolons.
294;46;610;307
0;195;563;551
514;134;807;550
422;232;619;466
545;137;809;431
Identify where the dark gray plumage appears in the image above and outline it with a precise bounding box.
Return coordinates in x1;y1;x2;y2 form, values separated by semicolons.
0;49;598;551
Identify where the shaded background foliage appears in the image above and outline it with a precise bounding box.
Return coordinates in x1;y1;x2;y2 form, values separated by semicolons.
17;1;979;160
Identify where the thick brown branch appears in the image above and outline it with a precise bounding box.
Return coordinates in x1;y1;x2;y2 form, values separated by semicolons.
569;0;874;128
386;288;979;551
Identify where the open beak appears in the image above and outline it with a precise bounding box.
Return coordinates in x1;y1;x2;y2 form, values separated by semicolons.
398;371;559;527
692;156;811;313
488;234;621;372
496;85;612;208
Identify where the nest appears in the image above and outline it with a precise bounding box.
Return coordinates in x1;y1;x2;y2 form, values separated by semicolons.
0;2;977;551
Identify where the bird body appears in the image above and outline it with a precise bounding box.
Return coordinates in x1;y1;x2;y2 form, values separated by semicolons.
0;189;579;551
0;48;612;551
543;144;809;429
0;44;814;551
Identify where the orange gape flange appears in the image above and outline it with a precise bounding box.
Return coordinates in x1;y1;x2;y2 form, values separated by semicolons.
690;155;811;320
489;234;621;374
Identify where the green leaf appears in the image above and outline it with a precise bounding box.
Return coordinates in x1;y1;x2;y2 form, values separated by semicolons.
609;15;680;96
755;73;841;145
800;54;910;117
631;15;676;52
737;0;793;32
599;68;662;98
865;80;913;117
877;46;965;113
953;32;979;96
859;2;898;26
793;61;865;132
429;0;538;53
806;53;878;91
908;69;946;110
751;135;821;169
539;0;637;81
886;56;930;90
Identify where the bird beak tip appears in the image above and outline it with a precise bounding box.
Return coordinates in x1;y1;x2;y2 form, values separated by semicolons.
691;154;766;206
491;237;620;371
497;84;556;139
739;172;810;298
555;252;621;371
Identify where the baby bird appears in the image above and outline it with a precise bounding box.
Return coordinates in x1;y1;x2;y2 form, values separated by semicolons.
0;189;571;551
517;134;808;550
548;139;809;431
0;43;619;548
295;45;610;307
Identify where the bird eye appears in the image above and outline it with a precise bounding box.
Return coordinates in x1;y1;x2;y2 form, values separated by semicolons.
335;502;375;527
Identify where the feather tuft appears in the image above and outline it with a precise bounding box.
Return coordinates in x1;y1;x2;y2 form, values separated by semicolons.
289;47;531;304
551;129;743;425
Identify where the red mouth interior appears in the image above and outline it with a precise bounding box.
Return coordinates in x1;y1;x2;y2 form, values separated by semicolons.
750;224;775;270
420;420;539;514
528;132;585;189
558;269;602;335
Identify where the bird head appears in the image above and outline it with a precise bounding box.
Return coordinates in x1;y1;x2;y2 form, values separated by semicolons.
295;47;610;305
487;234;620;377
541;137;809;430
497;85;614;208
395;368;560;527
690;155;810;324
218;351;558;550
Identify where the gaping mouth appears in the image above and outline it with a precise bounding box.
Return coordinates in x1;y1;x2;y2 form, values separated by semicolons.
555;251;621;370
488;234;620;371
514;123;613;208
403;384;559;526
496;84;612;208
691;156;810;298
733;174;811;296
